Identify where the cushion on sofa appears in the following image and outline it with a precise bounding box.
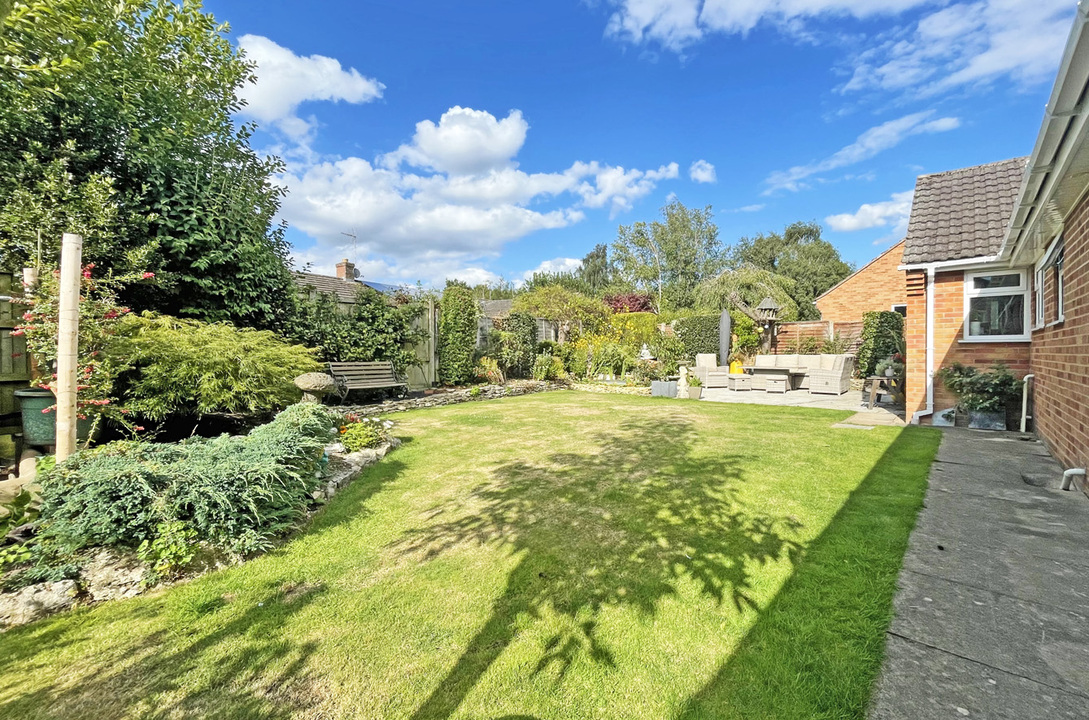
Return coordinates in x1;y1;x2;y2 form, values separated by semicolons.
776;354;799;369
798;354;821;369
754;355;777;368
695;353;718;369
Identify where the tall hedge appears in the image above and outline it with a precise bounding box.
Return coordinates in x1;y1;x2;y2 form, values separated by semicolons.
857;311;904;377
439;281;479;385
496;312;538;378
674;314;720;360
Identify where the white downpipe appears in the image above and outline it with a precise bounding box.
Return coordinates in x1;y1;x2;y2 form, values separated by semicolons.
911;266;937;424
1061;468;1086;491
1020;374;1035;433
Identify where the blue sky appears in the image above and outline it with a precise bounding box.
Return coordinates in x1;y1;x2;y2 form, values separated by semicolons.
205;0;1076;286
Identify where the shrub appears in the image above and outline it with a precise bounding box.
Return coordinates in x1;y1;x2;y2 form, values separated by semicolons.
604;292;654;313
822;331;851;354
285;285;425;371
531;353;567;381
674;314;720;359
496;312;537;378
649;331;685;375
935;363;1023;413
571;332;637;378
439;281;479;384
137;521;198;582
113;314;320;422
474;357;504;385
610;311;659;350
857;311;904;378
730;313;760;361
37;403;339;556
339;416;393;452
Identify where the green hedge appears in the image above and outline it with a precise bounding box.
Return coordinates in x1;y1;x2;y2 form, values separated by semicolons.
674;314;720;360
857;311;904;377
439;281;479;385
496;312;537;378
38;403;339;556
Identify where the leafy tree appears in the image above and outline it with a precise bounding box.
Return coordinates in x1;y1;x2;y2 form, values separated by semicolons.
284;287;426;372
612;200;725;310
727;221;853;320
0;0;295;329
695;266;800;322
521;270;593;296
512;284;608;342
578;244;611;294
439;281;478;385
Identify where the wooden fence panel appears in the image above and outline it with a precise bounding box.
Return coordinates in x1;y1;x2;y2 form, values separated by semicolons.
0;272;32;416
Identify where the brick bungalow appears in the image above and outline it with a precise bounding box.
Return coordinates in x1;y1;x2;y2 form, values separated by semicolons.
903;9;1089;482
815;239;907;323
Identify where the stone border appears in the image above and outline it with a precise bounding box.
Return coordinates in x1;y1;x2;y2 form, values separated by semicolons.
570;382;652;396
336;380;567;415
0;440;400;629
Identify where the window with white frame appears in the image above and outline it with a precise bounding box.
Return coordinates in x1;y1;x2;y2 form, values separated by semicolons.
891;303;907;317
963;270;1029;341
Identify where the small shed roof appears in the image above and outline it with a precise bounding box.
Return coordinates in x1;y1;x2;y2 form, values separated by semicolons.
902;157;1028;265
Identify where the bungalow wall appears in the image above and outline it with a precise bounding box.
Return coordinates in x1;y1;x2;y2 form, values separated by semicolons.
1030;192;1089;473
815;240;906;324
905;269;1031;423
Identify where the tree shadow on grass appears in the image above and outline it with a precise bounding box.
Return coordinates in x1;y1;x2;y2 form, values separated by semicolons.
395;415;807;720
0;445;410;719
0;580;326;719
674;427;940;719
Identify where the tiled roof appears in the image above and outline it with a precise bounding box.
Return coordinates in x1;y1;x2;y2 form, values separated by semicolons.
902;157;1028;264
480;299;513;318
293;272;367;304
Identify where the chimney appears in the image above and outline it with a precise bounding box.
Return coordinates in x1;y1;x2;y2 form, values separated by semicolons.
335;258;355;280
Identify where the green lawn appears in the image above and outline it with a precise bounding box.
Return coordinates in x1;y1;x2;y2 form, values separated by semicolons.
0;392;940;720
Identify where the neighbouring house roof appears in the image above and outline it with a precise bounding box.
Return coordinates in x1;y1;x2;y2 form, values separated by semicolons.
480;299;513;318
815;239;905;302
902;157;1029;265
293;272;395;303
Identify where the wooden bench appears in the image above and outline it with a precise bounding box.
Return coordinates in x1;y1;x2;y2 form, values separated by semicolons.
327;361;408;401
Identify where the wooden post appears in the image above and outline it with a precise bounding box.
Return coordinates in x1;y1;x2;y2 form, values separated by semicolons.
55;233;82;462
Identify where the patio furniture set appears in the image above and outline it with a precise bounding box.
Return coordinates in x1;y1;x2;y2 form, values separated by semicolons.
690;353;857;395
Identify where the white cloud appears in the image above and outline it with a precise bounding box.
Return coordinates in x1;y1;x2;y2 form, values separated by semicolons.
601;1;1072;100
381;106;529;176
523;257;583;282
840;0;1073;97
825;190;914;232
689;159;717;183
764;110;959;193
277;107;678;284
570;161;680;216
237;35;384;141
727;203;766;213
603;1;932;53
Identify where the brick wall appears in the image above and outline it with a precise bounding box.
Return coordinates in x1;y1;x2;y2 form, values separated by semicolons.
816;240;907;324
906;271;927;416
1030;192;1089;471
905;269;1032;422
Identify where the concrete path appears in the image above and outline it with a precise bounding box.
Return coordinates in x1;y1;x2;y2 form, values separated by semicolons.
869;429;1089;719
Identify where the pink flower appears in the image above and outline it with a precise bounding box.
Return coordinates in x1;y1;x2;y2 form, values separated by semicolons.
141;272;155;280
41;407;53;414
134;426;145;432
10;329;23;336
82;270;92;279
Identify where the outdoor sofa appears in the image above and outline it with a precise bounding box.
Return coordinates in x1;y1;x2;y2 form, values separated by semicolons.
691;353;856;395
749;353;855;394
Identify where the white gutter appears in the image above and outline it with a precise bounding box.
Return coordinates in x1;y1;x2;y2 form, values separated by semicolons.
911;266;937;424
898;254;1002;273
1002;1;1089;262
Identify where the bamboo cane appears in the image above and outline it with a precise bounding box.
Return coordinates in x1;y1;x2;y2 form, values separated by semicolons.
55;233;82;462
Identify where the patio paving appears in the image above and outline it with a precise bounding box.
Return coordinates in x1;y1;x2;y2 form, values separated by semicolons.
700;386;906;425
868;428;1089;719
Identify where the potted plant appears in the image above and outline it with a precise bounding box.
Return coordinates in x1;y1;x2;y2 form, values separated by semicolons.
686;375;703;400
935;363;1023;430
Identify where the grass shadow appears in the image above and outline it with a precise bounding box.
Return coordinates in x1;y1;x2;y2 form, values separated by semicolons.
673;426;941;719
395;414;807;720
